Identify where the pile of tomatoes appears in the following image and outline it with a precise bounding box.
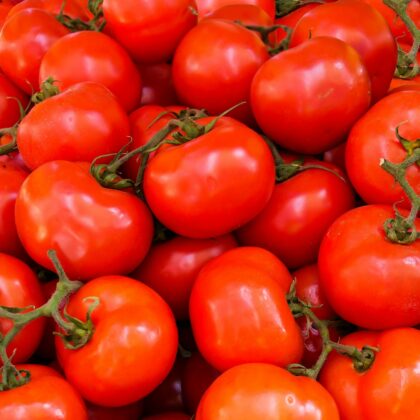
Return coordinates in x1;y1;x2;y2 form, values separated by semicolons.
0;0;419;418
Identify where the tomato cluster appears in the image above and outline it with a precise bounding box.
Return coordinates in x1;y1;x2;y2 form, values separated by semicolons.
0;0;419;418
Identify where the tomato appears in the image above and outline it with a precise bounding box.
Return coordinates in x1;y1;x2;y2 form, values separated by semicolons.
323;142;347;174
236;161;355;269
0;364;88;419
196;363;339;419
172;19;269;125
207;4;273;26
39;31;142;112
15;161;154;280
0;4;13;30
87;401;144;420
345;90;420;208
133;234;237;320
189;247;302;371
143;413;190;420
0;9;69;94
318;205;420;329
251;36;371;154
320;328;420;420
196;0;275;20
290;0;397;103
144;116;275;238
7;0;88;20
17;82;130;170
0;73;28;129
0;157;29;259
56;276;178;407
102;0;197;64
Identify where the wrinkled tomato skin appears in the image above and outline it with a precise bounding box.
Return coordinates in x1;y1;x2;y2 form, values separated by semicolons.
56;276;178;407
251;36;371;154
196;0;275;19
290;0;397;102
196;363;340;419
0;364;88;419
0;73;28;128
15;161;154;280
133;234;237;320
345;90;420;208
0;9;69;94
320;328;420;420
189;247;302;372
172;19;269;125
318;205;420;330
144;117;275;238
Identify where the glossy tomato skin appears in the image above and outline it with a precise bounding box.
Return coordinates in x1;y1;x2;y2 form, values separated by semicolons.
0;254;45;363
196;0;275;19
189;247;302;371
0;9;69;94
132;234;237;320
7;0;88;20
0;364;88;419
56;276;178;407
207;4;273;25
144;116;275;238
102;0;197;64
0;73;28;128
320;328;420;420
345;90;420;208
236;163;355;269
290;0;397;102
196;363;340;419
17;82;130;170
318;205;420;329
39;31;142;112
15;161;154;280
251;36;371;154
172;19;269;125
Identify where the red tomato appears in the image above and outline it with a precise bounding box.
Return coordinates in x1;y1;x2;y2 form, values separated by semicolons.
345;90;420;208
172;19;269;125
0;4;12;30
102;0;197;64
143;413;190;420
323;142;347;174
56;276;178;407
0;253;45;363
87;401;144;420
320;328;420;420
7;0;88;20
207;4;273;26
189;247;302;371
251;36;371;154
0;364;88;419
318;205;420;329
196;0;275;20
15;161;154;280
196;363;339;419
39;31;142;112
133;234;237;320
17;82;130;170
0;9;69;94
0;72;28;128
144;116;275;238
290;0;397;102
236;161;355;269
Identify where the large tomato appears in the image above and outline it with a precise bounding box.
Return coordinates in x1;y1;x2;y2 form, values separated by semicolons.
318;205;420;329
320;328;420;420
7;0;88;20
196;0;275;19
251;36;371;154
189;247;302;371
56;276;178;407
144;116;275;238
196;363;339;419
15;161;154;280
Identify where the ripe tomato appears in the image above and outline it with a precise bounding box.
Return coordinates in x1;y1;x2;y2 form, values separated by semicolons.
172;19;269;125
196;363;339;419
133;234;237;320
318;205;420;329
0;8;69;94
144;116;275;238
15;161;154;280
17;82;130;170
102;0;197;64
207;4;273;26
251;36;371;154
189;247;302;371
345;90;420;208
7;0;88;20
56;276;178;407
290;0;397;102
143;413;190;420
196;0;275;20
0;364;88;419
39;31;142;112
0;253;45;363
0;4;12;30
320;328;420;420
87;401;144;420
0;73;28;128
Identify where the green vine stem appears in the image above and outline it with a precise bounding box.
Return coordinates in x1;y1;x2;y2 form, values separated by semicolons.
0;250;96;391
275;0;323;18
31;77;60;104
56;0;106;32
